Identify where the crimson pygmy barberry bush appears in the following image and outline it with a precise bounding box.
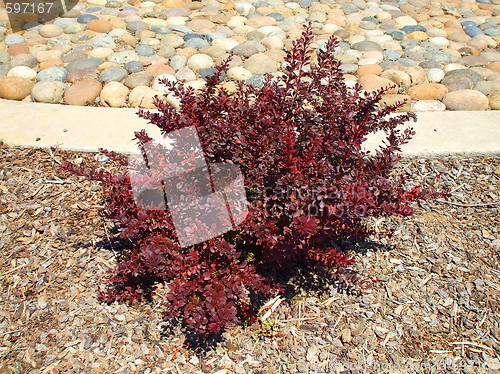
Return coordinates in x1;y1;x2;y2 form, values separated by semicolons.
62;25;437;343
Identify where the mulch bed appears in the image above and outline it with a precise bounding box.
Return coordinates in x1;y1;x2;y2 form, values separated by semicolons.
0;144;498;373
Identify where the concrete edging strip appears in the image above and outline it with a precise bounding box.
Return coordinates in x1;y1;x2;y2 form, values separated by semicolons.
0;99;499;155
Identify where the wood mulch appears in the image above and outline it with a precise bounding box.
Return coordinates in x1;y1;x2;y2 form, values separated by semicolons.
0;144;498;373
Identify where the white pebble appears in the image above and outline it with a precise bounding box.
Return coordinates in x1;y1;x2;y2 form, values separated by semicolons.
187;53;214;71
444;63;466;73
427;68;445;83
429;36;450;47
7;66;37;80
412;100;446;112
166;17;188;26
212;38;240;51
235;2;255;16
227;66;253;81
152;74;177;94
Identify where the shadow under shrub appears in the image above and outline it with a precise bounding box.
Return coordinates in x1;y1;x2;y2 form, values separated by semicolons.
61;24;443;346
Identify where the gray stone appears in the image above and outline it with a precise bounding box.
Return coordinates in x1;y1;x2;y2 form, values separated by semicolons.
397;58;418;67
474;80;500;95
99;66;129;82
351;40;382;51
37;67;68;82
425;51;452;64
0;65;9;76
184;38;209;49
400;38;419;49
66;58;104;72
340;64;358;74
206;32;228;43
91;34;116;48
0;51;10;64
385;29;405;41
444;69;483;84
9;54;38;68
169;55;187;70
246;75;265;88
124;71;154;89
441;74;474;91
402;46;426;61
31;80;66;103
231;42;263;57
54;18;77;28
341;3;359;14
108;51;140;64
62;50;88;63
135;44;154;56
125;61;144;73
168;25;192;34
4;34;26;46
127;21;148;32
419;60;443;69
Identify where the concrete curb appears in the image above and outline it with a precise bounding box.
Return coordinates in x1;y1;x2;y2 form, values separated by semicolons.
1;99;499;155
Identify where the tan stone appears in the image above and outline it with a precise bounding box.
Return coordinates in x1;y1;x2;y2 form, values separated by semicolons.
448;31;471;43
414;13;430;22
265;49;286;62
219;81;238;93
97;62;121;71
63;79;102;106
407;83;449;100
176;47;198;59
39;59;65;69
163;0;185;8
108;17;127;29
358;75;399;94
222;0;234;10
442;89;489;111
255;6;274;14
7;44;30;56
444;19;462;29
379;94;411;112
87;19;113;33
120;33;138;46
146;64;175;76
246;16;278;27
488;91;500;110
100;81;130;108
487;61;500;73
380;70;412;90
407;31;429;42
407;65;427;85
35;50;62;62
185;19;215;34
39;24;63;38
0;76;34;100
129;86;159;108
468;38;489;51
356;64;383;77
209;14;232;24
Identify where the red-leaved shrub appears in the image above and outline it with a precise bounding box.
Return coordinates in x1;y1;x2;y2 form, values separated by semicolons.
62;25;440;344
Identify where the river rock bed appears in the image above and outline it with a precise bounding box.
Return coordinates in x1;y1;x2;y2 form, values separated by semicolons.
0;0;499;110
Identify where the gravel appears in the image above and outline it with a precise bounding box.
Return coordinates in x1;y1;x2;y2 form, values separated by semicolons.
0;145;498;373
